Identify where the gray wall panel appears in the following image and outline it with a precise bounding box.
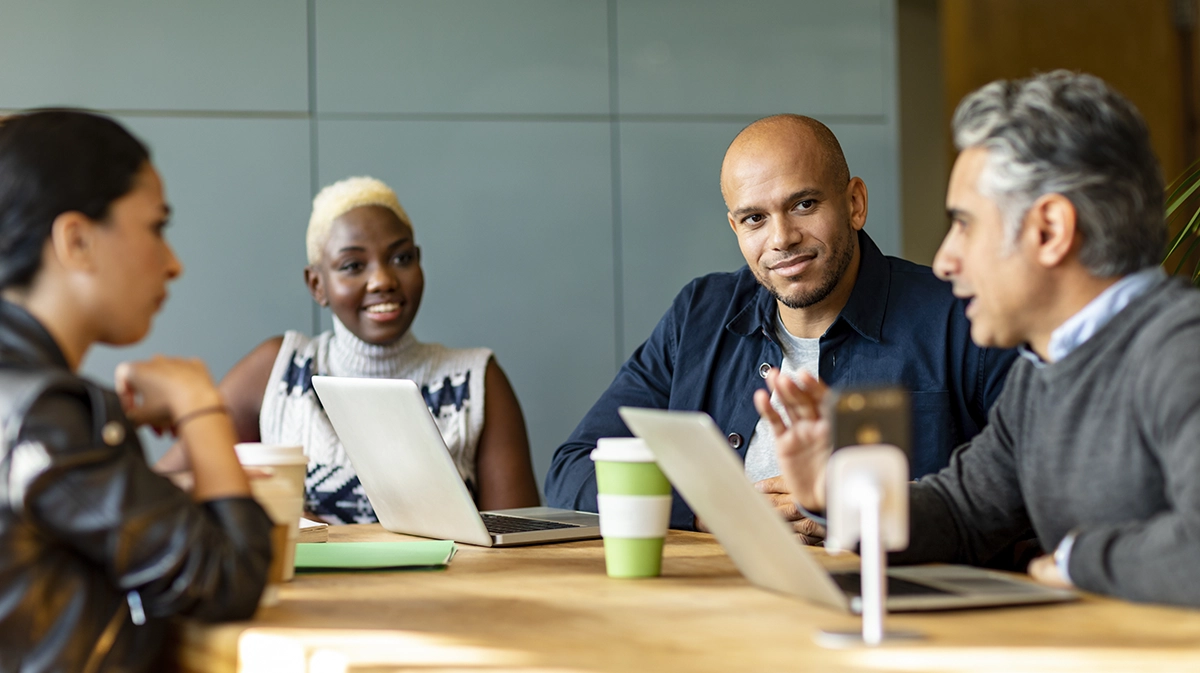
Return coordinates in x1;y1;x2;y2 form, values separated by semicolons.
829;121;901;260
0;0;308;111
316;0;610;114
617;0;887;117
317;120;616;488
618;122;748;357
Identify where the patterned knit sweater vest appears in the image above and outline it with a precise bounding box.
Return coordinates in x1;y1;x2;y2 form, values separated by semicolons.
259;318;491;524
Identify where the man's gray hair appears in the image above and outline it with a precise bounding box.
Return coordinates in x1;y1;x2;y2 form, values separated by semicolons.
952;70;1165;277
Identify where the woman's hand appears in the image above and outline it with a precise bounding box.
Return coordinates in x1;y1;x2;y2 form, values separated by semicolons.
116;356;249;501
114;356;223;431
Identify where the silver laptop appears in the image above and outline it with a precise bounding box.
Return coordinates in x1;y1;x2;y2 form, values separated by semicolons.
618;407;1077;613
311;375;600;547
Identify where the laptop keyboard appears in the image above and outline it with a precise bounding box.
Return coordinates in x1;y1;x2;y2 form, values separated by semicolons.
830;571;954;598
480;513;582;535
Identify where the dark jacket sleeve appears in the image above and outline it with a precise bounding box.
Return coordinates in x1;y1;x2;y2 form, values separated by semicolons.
545;287;690;526
20;389;273;622
892;362;1033;566
976;346;1017;423
1067;324;1200;604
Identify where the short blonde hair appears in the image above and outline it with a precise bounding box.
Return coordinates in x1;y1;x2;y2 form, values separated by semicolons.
306;176;412;264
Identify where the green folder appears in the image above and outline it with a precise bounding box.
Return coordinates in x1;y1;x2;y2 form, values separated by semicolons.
294;540;456;571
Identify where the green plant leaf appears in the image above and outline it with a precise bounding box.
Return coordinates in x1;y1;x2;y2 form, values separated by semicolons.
1165;159;1200;205
1163;165;1200;288
1171;235;1200;276
1167;173;1200;219
1165;204;1200;261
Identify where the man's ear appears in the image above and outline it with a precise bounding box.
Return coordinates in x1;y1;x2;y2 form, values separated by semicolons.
48;211;98;273
846;177;869;232
727;212;738;236
1026;193;1077;268
303;266;328;307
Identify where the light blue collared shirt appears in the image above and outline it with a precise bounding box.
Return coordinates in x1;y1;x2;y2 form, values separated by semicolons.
1017;266;1165;584
1018;266;1166;368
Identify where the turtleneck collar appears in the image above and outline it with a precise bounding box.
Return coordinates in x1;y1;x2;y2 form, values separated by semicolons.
327;317;419;378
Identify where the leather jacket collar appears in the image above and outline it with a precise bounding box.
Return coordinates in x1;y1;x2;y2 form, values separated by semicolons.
0;300;71;370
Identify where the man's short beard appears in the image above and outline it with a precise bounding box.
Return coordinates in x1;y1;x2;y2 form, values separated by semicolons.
756;227;856;310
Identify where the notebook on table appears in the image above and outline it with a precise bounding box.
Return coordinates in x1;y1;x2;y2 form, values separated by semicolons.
311;375;600;547
294;540;456;570
618;407;1077;614
299;517;329;543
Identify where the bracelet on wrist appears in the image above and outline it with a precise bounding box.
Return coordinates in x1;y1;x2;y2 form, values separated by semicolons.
172;404;230;433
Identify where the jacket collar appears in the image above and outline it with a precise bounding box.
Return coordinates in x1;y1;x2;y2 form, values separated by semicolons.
0;300;72;370
728;230;889;343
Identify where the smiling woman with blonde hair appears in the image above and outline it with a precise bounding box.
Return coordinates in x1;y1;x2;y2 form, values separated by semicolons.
0;110;272;672
163;176;539;524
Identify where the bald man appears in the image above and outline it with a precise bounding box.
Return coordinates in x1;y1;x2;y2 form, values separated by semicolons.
545;115;1015;541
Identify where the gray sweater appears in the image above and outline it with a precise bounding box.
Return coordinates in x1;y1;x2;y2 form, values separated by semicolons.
896;276;1200;606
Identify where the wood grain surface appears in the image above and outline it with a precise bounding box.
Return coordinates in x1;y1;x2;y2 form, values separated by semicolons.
174;524;1200;673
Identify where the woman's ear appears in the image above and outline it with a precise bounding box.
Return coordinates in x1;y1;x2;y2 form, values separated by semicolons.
304;266;328;307
49;211;98;273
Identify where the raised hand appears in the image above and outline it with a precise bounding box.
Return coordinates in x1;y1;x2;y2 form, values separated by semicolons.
754;368;833;513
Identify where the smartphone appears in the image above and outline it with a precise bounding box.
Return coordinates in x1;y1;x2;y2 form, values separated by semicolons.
825;386;911;456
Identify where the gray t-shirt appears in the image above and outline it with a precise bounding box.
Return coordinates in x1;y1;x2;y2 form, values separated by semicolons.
743;312;820;483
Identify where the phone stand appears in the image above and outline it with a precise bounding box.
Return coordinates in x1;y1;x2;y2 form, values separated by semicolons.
815;444;924;647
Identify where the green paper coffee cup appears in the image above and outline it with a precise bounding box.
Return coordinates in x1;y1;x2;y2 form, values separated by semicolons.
591;438;672;578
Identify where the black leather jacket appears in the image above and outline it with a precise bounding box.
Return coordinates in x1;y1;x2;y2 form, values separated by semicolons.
0;301;273;673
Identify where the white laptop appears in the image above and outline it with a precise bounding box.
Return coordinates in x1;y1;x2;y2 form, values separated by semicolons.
311;376;600;547
618;407;1077;613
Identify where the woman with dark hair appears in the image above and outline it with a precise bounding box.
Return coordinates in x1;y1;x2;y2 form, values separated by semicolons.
0;110;272;672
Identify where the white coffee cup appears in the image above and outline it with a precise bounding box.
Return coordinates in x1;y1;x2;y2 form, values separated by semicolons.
235;443;307;599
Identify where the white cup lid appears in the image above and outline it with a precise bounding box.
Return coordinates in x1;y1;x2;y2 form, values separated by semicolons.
235;443;307;466
590;437;656;463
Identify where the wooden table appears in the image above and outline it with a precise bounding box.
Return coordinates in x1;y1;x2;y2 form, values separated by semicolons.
176;524;1200;673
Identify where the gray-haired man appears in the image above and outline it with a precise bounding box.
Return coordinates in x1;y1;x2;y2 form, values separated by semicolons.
761;70;1200;607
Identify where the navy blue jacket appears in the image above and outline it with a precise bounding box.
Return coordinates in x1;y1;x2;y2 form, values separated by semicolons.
545;231;1016;530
